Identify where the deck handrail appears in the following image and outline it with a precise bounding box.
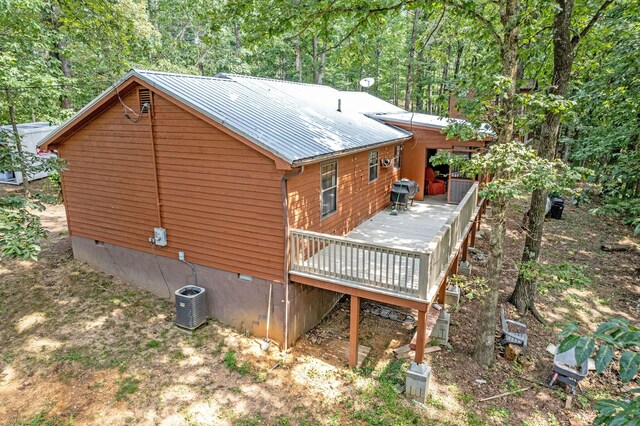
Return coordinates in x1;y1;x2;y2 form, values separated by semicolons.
290;229;430;298
289;182;480;302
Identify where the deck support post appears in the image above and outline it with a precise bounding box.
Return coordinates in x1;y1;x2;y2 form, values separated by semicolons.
437;278;447;304
349;295;361;367
470;218;477;247
451;253;459;276
461;235;469;262
414;309;427;364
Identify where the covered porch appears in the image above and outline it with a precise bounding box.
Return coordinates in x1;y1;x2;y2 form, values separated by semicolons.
289;182;485;367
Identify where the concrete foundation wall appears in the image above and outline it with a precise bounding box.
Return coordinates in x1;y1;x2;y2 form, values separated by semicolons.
72;236;340;346
287;281;343;347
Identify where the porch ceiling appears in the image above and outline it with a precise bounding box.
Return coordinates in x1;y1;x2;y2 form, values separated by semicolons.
347;195;458;253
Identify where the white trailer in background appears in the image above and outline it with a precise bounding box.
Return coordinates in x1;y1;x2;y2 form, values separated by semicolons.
0;122;59;185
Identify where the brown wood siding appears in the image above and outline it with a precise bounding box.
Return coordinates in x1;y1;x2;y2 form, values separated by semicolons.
60;88;286;282
393;125;487;200
287;145;401;235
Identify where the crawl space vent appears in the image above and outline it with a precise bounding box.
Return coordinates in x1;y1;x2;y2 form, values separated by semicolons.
138;88;151;112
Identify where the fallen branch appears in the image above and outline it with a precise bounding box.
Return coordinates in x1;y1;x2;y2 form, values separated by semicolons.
601;244;636;252
478;387;531;402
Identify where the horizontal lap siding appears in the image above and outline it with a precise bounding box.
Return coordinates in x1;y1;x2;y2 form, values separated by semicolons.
60;88;285;282
152;95;285;281
60;91;158;254
288;145;401;235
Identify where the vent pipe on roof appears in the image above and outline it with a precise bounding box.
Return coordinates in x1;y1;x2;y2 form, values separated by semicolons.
337;99;341;112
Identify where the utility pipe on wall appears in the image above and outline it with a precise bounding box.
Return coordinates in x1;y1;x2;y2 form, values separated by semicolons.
280;165;304;350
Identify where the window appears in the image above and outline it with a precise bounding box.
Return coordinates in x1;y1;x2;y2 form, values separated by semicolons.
321;161;337;218
393;145;402;170
368;150;379;182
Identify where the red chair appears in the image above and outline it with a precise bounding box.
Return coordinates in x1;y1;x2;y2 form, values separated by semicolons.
425;167;446;195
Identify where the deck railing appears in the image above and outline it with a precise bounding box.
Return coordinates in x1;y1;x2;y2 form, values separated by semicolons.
427;183;478;288
289;229;430;298
289;182;479;302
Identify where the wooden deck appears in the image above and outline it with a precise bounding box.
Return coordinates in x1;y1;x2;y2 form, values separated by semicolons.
289;182;485;367
290;183;480;303
347;194;457;252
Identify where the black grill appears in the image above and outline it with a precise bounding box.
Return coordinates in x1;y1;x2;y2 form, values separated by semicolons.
390;179;419;209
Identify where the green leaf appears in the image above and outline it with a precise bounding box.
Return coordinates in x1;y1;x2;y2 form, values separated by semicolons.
559;322;579;339
597;321;622;335
617;331;640;349
595;345;615;373
575;336;596;364
619;351;640;383
558;334;580;354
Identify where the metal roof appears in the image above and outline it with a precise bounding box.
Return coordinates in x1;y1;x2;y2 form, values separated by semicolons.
40;70;412;165
370;112;494;137
1;122;57;136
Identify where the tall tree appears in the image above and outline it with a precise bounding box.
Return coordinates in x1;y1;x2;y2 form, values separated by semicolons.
510;0;614;317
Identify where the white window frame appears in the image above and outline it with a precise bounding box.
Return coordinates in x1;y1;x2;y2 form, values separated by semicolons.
320;161;338;219
368;150;379;182
393;144;402;170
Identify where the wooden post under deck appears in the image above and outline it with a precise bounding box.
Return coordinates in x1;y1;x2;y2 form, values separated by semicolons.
414;310;427;364
470;218;478;247
438;277;447;304
461;236;469;262
451;253;459;275
349;295;361;367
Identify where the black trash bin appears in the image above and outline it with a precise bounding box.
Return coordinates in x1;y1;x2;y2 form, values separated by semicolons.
549;197;565;220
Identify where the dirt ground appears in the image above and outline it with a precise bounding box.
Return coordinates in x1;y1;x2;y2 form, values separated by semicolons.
1;182;638;425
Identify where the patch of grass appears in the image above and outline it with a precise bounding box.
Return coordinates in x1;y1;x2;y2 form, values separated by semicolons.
223;350;250;375
351;360;423;425
272;415;292;425
212;339;226;355
458;391;474;405
233;413;265;426
465;411;484;426
146;339;161;349
486;405;510;419
115;376;140;401
18;409;73;426
171;349;185;361
426;395;445;409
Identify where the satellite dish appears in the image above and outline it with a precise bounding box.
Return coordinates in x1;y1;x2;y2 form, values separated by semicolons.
359;77;375;88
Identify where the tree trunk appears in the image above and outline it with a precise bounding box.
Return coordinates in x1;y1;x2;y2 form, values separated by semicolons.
438;44;450;108
472;0;520;367
317;41;326;84
473;198;507;365
49;1;72;110
234;24;241;51
5;89;30;195
312;35;318;83
510;0;574;314
404;9;420;110
295;36;302;81
415;49;425;111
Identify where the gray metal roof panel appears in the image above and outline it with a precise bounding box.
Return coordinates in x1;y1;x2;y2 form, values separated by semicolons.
372;112;494;136
136;70;412;164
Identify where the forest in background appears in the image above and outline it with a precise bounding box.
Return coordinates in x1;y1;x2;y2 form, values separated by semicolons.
1;0;638;227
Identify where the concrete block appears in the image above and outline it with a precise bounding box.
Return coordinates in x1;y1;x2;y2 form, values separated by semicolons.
444;285;460;306
458;260;472;276
432;309;450;344
405;362;432;402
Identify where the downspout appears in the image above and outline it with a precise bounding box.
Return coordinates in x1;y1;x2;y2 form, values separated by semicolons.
281;165;304;350
147;93;162;228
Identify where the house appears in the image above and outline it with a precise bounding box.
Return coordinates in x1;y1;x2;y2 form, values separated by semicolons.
1;122;58;184
39;70;490;371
